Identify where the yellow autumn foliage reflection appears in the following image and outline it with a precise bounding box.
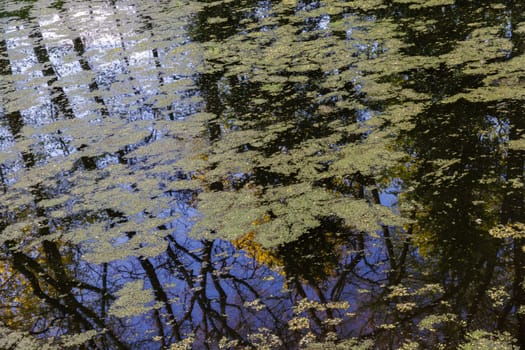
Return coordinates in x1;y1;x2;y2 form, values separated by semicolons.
232;214;352;282
233;230;283;270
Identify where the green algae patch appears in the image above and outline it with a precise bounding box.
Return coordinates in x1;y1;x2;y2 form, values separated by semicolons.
109;280;160;318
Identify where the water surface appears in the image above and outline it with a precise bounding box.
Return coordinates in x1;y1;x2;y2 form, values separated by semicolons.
0;0;524;349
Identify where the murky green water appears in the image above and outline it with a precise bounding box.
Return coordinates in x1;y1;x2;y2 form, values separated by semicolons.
0;0;524;349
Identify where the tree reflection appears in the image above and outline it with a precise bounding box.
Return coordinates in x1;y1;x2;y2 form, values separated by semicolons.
0;0;524;349
367;2;525;347
0;224;361;348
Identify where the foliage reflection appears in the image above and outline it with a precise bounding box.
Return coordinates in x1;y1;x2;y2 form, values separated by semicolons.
0;0;524;349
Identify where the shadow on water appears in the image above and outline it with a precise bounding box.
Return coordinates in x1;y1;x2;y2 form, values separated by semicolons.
0;0;524;349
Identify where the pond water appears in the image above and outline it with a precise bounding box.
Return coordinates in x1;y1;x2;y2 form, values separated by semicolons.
0;0;524;349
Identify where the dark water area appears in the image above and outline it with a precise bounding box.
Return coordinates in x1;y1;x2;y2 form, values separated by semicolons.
0;0;524;349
